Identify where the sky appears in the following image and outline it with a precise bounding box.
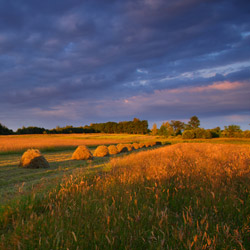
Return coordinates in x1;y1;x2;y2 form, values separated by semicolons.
0;0;250;131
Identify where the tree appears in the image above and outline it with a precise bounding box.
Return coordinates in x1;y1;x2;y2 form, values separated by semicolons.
0;123;13;135
182;130;195;139
170;120;185;135
158;122;174;137
151;123;158;136
223;125;242;138
188;116;200;129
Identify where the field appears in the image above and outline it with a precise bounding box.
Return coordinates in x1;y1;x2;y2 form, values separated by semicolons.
0;133;154;153
0;134;250;249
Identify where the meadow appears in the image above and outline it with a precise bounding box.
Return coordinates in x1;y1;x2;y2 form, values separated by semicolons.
0;135;249;249
0;133;153;153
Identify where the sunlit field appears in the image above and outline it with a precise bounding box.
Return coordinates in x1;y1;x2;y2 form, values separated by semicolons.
0;133;155;153
0;143;249;249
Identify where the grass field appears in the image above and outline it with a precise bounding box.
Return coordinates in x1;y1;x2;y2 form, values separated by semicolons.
0;135;250;249
0;133;155;153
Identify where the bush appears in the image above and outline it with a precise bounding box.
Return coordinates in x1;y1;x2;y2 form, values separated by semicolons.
19;149;49;169
72;146;93;160
182;130;195;139
93;145;109;157
243;130;250;138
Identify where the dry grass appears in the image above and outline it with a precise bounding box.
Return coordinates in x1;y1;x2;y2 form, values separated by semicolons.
1;143;249;249
72;145;93;160
0;134;155;153
19;149;49;169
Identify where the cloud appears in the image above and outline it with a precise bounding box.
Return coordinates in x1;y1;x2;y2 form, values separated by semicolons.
1;0;250;130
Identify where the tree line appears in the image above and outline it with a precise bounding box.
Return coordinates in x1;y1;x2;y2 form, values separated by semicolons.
0;118;148;135
1;116;250;138
151;116;250;138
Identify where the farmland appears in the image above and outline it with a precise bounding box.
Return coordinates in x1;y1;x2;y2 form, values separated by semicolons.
0;134;250;249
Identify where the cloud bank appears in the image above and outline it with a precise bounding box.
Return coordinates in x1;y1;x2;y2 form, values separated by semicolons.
0;0;250;129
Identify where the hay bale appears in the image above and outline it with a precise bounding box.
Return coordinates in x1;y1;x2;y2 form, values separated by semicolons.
125;144;134;151
132;143;140;150
72;145;93;160
138;143;145;148
19;149;49;169
144;141;154;147
93;145;109;157
155;141;162;145
108;145;119;155
116;144;128;153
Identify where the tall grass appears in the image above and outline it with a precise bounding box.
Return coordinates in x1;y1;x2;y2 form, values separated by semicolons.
0;143;249;249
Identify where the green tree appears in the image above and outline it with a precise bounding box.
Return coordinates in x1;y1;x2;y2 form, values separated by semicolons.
151;123;158;136
170;120;185;136
187;116;200;129
182;130;195;139
223;125;242;138
0;123;13;135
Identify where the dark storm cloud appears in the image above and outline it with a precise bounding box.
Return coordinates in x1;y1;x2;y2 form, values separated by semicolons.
0;0;250;129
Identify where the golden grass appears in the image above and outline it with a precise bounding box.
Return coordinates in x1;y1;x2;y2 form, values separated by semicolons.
0;143;250;249
0;134;155;153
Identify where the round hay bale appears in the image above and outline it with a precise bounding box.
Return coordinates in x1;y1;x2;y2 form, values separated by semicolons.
155;141;162;145
138;143;145;148
19;149;49;169
72;145;93;160
132;143;140;150
108;145;119;155
93;145;109;157
116;144;128;153
125;144;134;151
144;141;153;147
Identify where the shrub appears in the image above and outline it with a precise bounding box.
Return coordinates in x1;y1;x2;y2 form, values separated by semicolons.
19;149;49;169
182;130;195;139
243;130;250;138
108;145;119;155
72;145;93;160
93;145;109;157
116;144;128;153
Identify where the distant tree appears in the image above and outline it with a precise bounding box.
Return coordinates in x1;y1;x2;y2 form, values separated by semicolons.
0;123;13;135
182;130;195;139
223;125;242;138
243;130;250;138
194;128;212;139
187;116;200;129
151;123;158;136
170;120;185;136
210;127;221;138
158;122;174;137
16;126;46;134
